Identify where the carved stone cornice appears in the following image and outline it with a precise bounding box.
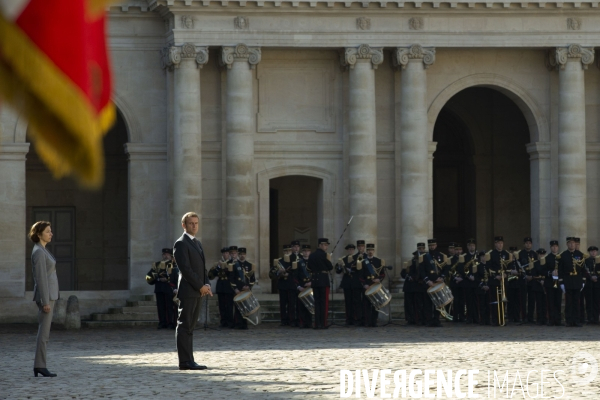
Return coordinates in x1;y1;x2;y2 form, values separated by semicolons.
393;45;436;70
161;43;209;70
546;44;594;71
220;44;261;69
341;44;384;70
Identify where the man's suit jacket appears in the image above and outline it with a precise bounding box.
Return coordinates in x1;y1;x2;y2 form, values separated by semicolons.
32;244;59;305
173;234;208;298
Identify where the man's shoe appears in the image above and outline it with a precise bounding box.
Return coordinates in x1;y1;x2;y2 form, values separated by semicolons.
179;361;207;370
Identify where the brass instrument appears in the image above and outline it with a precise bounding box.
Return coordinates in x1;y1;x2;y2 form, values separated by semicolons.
496;254;509;326
553;259;559;289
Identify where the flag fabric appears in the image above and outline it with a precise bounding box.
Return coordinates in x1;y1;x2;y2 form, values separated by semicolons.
0;0;116;188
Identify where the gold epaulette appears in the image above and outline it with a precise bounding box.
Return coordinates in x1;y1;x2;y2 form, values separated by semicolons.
442;254;448;265
250;263;255;271
540;257;546;266
555;254;561;260
418;255;423;264
327;253;331;261
512;251;519;260
596;255;600;263
284;254;290;263
357;259;363;270
273;259;278;267
485;251;491;262
458;254;465;263
381;259;386;267
508;253;513;262
292;261;298;270
583;253;590;259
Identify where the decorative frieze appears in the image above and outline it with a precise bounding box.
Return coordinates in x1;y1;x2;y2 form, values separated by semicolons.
341;44;383;70
181;15;194;29
547;44;594;71
234;16;249;30
393;44;436;69
567;17;581;30
409;17;424;30
161;43;209;70
221;44;261;69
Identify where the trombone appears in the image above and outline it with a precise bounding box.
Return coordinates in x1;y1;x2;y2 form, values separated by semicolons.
495;256;510;326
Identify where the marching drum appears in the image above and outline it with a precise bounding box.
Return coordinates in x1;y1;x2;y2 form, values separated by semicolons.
233;291;261;325
365;283;392;315
427;282;454;321
298;287;315;315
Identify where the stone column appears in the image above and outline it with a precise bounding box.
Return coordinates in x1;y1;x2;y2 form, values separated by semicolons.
162;44;208;239
124;143;168;295
586;143;600;245
548;45;594;246
0;143;29;298
427;141;437;238
394;45;435;261
341;44;383;243
220;44;260;250
526;142;551;248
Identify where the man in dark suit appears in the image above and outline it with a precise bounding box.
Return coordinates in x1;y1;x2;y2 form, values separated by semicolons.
173;212;212;370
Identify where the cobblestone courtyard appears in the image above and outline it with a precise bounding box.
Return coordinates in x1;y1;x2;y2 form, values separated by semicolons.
2;323;599;399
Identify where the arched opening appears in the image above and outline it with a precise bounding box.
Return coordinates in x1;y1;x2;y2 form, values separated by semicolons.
269;175;321;293
433;87;531;248
25;110;129;290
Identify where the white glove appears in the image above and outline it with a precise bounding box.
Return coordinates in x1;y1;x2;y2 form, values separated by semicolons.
560;284;565;294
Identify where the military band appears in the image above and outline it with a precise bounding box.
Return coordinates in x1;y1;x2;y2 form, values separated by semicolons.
168;233;600;330
146;248;179;330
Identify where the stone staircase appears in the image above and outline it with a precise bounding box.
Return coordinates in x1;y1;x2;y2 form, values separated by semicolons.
82;289;406;328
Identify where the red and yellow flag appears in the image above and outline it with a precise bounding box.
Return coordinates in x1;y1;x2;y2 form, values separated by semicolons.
0;0;116;188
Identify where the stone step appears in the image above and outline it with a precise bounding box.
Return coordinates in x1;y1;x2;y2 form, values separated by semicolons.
82;320;159;328
109;306;156;314
92;312;158;321
126;300;157;307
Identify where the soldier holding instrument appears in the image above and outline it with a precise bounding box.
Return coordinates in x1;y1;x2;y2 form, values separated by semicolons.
146;248;177;329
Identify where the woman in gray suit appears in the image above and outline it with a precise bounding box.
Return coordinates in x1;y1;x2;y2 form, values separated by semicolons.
29;221;59;377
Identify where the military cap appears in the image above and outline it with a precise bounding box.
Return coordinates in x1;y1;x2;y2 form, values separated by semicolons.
282;244;291;250
494;236;504;242
478;251;486;257
345;244;356;250
466;238;476;245
454;243;462;248
509;246;518;251
318;238;330;245
566;237;575;243
536;248;547;255
356;240;366;246
229;245;238;252
588;246;599;252
575;237;581;243
291;240;300;246
301;244;311;250
220;247;229;253
550;240;559;246
448;242;456;248
238;247;247;254
523;237;533;243
366;243;375;249
162;248;173;255
417;242;426;247
427;238;437;244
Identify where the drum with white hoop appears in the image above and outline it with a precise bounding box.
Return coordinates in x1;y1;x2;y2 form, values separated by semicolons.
298;287;315;315
427;282;454;309
233;290;261;325
365;283;392;313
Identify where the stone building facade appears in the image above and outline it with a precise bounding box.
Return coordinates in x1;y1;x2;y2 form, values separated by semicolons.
1;0;600;320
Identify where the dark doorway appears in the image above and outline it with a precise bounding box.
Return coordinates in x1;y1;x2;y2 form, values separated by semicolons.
433;87;531;249
26;110;129;290
433;108;475;248
269;175;320;293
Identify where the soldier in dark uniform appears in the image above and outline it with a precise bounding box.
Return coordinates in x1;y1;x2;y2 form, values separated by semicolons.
146;248;177;329
290;240;301;262
309;238;333;329
359;243;385;327
230;247;256;329
558;237;589;327
420;241;444;327
506;246;522;324
293;245;313;328
581;246;598;324
336;244;356;326
585;246;600;324
169;257;180;328
270;244;297;327
462;238;479;324
488;236;510;326
518;237;537;324
404;243;427;326
531;248;547;325
543;240;562;326
208;247;235;328
448;243;465;323
352;240;368;326
475;251;491;325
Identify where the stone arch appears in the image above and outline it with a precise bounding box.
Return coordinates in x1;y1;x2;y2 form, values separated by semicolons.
13;94;139;144
428;73;549;143
256;164;338;282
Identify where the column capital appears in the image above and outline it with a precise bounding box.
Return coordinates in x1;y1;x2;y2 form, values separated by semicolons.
341;44;384;70
546;45;595;71
393;45;436;70
220;44;261;69
161;43;209;70
0;143;30;161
